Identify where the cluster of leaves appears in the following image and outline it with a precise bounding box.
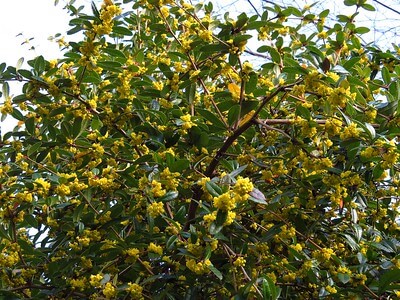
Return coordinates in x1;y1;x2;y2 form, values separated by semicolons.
0;0;399;298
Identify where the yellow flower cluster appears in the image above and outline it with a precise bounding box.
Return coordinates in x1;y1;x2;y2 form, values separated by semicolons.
312;247;334;262
34;178;51;196
148;242;163;255
382;142;399;169
340;123;360;140
295;117;317;138
102;282;116;299
88;176;118;191
125;248;140;263
126;282;144;299
0;96;13;115
361;146;379;158
70;278;87;291
151;180;166;197
213;192;236;211
233;176;254;202
186;258;211;274
93;0;122;35
233;256;246;267
0;241;20;268
15;191;33;203
160;167;180;190
327;86;352;108
147;201;165;218
324;118;343;136
180;114;196;130
90;274;103;287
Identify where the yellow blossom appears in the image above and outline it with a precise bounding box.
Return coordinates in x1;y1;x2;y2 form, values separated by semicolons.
213;192;236;211
148;242;163;255
147;201;165;218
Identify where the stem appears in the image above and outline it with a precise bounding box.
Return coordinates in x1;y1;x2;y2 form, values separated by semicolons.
184;82;299;230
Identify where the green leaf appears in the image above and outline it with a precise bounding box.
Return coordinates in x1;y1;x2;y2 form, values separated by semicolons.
72;116;83;139
337;273;351;284
245;72;258;94
336;31;344;44
319;9;330;18
228;105;240;126
209;264;223;280
16;57;24;71
361;3;375;11
33;55;46;73
158;63;173;79
197;109;226;130
112;25;133;36
0;225;10;240
185;82;196;104
166;235;178;250
158;191;179;202
27;142;42;157
49;106;67;117
73;203;85;223
25;117;35;135
295;105;311;120
169;159;190;173
24;214;38;228
379;269;400;294
381;66;391;85
199;43;229;54
261;275;281;300
96;60;122;71
257;46;281;63
354;26;370;34
11;108;24;121
206;181;223;197
344;0;357;6
91;116;103;130
2;82;9;99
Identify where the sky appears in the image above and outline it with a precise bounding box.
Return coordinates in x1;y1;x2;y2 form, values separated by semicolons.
0;0;72;133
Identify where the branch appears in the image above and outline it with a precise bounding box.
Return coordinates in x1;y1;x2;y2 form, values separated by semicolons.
246;0;261;17
184;82;299;230
371;0;400;16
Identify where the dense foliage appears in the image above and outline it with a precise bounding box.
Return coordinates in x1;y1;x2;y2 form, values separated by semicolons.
0;0;400;298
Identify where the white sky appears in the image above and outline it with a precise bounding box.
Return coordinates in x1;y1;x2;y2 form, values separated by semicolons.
0;1;71;133
0;1;70;68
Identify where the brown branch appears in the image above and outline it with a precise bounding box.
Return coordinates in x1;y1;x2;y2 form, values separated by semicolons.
184;82;300;230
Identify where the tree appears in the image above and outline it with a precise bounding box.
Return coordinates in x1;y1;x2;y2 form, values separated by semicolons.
0;0;399;298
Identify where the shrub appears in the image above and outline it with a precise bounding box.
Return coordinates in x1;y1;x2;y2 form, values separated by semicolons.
0;0;399;298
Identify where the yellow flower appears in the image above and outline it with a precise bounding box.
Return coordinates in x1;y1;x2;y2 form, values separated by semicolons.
213;192;236;211
103;282;116;299
125;248;140;262
180;114;196;130
147;201;165;218
90;274;103;287
126;283;144;299
186;258;211;274
233;256;246;267
148;242;163;255
340;123;360;140
325;118;343;136
151;180;166;197
233;176;253;201
327;86;352;108
70;278;86;291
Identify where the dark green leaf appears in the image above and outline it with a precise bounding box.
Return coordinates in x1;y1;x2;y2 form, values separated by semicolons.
206;181;223;197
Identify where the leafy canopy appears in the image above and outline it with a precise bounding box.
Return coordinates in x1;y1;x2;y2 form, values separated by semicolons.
0;0;400;299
